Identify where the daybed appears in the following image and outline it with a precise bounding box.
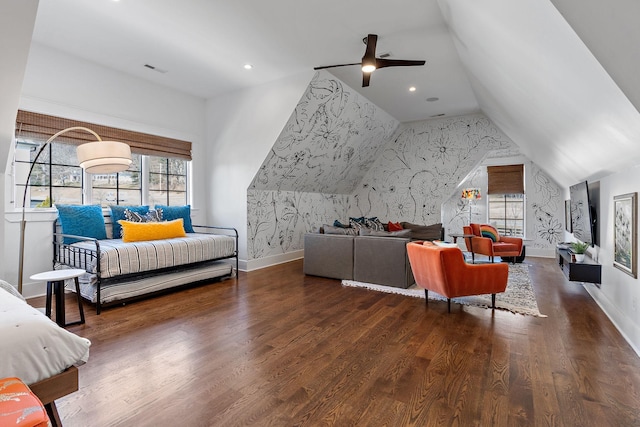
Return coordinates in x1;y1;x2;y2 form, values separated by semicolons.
0;281;90;426
304;219;444;288
52;205;238;313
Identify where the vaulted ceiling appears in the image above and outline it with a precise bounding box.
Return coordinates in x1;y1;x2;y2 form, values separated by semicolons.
27;0;640;188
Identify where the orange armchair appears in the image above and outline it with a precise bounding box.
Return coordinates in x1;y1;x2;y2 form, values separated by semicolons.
463;223;523;263
406;241;509;312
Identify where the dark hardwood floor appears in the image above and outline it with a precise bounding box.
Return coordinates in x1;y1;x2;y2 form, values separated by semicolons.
30;257;640;426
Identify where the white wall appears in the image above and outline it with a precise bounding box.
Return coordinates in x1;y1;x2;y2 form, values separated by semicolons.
0;0;39;283
204;71;313;269
8;43;207;297
584;168;640;355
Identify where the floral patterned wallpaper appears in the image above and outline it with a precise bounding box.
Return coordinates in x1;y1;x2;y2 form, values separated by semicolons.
247;71;397;259
247;190;351;259
250;71;398;194
350;114;513;224
247;75;564;260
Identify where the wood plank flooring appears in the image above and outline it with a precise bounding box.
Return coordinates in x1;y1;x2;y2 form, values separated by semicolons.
30;257;640;426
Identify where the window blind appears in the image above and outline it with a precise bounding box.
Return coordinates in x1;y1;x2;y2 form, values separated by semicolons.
487;164;524;194
15;110;192;160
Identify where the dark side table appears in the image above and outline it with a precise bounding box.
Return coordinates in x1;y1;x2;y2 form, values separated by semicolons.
30;269;86;327
448;233;475;263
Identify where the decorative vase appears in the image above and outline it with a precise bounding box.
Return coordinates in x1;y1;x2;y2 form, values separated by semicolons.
574;254;585;262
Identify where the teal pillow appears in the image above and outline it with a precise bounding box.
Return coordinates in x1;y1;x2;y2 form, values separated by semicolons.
155;205;194;233
109;205;149;238
56;204;107;244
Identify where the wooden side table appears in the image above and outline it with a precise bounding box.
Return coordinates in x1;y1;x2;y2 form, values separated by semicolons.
30;269;86;327
448;233;475;263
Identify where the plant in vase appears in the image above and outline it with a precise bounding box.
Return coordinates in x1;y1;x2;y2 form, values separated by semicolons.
570;241;589;262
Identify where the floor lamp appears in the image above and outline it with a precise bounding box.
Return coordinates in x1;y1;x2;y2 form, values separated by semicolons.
17;126;132;294
461;187;481;224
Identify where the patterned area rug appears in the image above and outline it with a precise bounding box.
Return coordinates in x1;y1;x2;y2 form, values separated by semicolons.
342;264;546;317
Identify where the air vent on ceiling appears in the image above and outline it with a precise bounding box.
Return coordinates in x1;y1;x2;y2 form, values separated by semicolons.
144;64;168;74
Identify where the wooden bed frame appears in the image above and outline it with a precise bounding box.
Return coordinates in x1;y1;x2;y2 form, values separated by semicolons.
30;366;78;427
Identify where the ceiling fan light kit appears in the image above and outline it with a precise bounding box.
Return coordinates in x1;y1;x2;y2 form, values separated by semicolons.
314;34;426;87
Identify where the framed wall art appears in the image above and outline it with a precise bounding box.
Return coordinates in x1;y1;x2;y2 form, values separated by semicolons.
613;192;637;278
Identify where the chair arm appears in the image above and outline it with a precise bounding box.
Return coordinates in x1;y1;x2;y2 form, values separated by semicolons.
470;236;495;256
500;236;524;252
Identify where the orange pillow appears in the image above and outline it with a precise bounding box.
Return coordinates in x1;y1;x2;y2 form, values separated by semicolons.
119;219;186;242
479;224;500;242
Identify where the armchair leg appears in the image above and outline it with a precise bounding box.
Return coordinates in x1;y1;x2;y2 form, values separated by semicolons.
424;289;428;306
491;293;496;308
447;298;451;313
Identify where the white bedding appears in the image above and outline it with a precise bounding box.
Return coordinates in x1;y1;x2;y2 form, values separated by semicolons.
0;281;91;385
62;233;235;279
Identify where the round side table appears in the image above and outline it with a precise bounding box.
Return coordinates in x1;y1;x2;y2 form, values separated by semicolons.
30;269;86;327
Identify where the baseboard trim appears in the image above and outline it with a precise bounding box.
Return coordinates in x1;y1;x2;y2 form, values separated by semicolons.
583;283;640;358
244;250;304;272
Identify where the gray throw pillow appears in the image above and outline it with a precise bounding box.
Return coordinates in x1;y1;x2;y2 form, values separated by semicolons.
322;224;358;235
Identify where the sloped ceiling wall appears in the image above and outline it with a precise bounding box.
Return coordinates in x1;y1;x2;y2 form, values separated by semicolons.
250;71;399;194
438;0;640;189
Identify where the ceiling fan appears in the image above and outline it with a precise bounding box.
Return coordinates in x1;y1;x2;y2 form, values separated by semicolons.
314;34;426;87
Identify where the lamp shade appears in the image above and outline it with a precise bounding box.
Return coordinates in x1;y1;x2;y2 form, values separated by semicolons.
461;188;481;200
77;140;132;173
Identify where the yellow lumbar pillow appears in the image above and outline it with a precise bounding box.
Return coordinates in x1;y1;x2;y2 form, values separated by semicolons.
119;218;186;242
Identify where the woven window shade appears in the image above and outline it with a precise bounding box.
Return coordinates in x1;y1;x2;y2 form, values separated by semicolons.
15;110;192;160
487;164;524;194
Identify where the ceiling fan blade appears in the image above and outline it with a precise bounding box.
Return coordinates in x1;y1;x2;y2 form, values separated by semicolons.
375;58;426;69
314;62;361;70
362;72;371;87
363;34;378;61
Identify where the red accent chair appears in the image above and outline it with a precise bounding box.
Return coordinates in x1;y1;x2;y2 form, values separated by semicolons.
406;241;509;312
463;223;523;263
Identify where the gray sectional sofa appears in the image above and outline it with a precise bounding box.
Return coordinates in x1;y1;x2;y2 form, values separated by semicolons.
303;222;444;289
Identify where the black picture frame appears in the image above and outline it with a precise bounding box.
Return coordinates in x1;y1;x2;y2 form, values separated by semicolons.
565;200;572;233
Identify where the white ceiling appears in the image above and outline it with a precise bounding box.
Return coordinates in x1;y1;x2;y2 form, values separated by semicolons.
31;0;479;123
29;0;640;188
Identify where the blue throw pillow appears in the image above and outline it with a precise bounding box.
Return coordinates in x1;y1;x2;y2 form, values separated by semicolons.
110;205;149;238
56;204;107;244
155;205;194;233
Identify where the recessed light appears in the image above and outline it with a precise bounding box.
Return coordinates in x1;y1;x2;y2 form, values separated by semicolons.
426;97;439;102
409;87;416;92
243;64;253;70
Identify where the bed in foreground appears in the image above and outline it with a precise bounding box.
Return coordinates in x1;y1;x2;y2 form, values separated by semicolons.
0;281;90;426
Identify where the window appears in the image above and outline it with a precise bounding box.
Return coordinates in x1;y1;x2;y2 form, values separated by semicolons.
488;194;525;236
148;156;188;206
14;110;192;209
92;154;143;206
487;164;525;237
15;140;83;207
16;143;188;208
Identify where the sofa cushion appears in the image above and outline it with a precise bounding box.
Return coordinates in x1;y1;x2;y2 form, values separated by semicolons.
400;222;443;241
110;205;149;239
120;218;187;242
491;242;519;253
124;207;163;223
322;224;358;235
480;224;500;242
156;205;194;233
359;228;412;238
57;204;107;244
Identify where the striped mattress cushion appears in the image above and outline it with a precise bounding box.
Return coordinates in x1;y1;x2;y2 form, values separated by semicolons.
64;234;235;279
